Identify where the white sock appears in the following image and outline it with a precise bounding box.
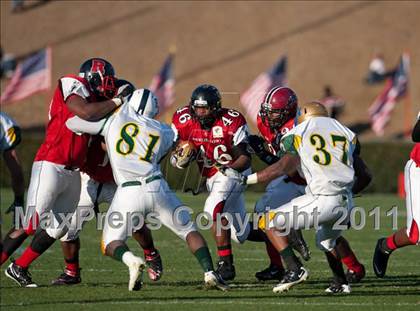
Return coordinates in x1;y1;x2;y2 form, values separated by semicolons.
122;251;137;267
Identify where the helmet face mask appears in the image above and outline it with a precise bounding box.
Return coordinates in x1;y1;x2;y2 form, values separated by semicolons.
79;58;116;99
261;103;293;129
189;84;222;129
260;87;298;130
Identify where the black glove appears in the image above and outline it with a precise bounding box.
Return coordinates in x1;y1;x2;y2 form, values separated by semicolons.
248;135;279;165
248;135;266;154
116;83;135;104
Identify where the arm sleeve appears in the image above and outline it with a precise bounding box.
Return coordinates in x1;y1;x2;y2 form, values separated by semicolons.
60;77;90;101
66;116;106;135
280;134;300;156
233;124;250;146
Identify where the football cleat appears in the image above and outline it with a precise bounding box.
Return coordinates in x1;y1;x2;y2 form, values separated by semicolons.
255;264;285;281
216;259;236;281
325;279;351;294
373;238;391;278
273;267;308;293
127;257;146;291
346;264;366;283
145;250;163;281
51;268;81;285
204;271;230;291
5;262;38;288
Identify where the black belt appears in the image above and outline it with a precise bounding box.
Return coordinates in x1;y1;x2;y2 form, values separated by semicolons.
64;165;79;171
121;175;162;187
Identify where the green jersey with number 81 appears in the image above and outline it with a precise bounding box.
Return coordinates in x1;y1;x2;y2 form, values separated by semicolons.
280;116;356;195
66;89;175;186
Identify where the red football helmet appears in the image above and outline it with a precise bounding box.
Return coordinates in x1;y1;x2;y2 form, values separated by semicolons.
260;86;298;130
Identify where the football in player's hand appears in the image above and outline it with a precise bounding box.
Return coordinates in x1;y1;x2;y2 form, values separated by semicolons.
170;140;197;169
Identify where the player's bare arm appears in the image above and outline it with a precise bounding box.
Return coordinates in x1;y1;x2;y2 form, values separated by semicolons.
66;94;121;121
249;153;299;184
229;143;251;172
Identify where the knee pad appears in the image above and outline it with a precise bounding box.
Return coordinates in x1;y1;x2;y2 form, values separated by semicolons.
46;227;68;240
316;236;336;252
230;222;251;244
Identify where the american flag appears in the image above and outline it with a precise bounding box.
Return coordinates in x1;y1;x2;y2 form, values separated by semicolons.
368;53;410;136
1;47;52;105
149;53;175;115
240;55;287;124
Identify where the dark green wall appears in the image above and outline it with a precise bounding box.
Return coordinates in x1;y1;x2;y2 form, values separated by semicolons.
0;132;415;194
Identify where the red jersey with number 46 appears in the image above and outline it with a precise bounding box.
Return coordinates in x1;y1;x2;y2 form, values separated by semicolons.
172;106;249;178
82;136;114;184
257;112;306;185
35;75;95;168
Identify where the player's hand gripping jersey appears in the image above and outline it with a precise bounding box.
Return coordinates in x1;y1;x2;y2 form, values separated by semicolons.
171;106;249;178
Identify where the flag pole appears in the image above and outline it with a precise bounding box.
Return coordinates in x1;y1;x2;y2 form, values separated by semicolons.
163;44;176;124
403;93;412;138
403;50;411;138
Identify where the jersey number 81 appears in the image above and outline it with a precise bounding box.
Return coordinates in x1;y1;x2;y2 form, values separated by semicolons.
116;122;160;163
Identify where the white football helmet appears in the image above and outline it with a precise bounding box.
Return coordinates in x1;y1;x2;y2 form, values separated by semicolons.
128;88;159;119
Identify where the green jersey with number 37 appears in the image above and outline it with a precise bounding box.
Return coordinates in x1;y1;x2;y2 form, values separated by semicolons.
280;116;357;195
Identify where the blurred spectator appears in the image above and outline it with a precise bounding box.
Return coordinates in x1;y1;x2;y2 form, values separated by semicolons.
0;46;17;79
11;0;25;13
365;53;395;85
320;85;345;120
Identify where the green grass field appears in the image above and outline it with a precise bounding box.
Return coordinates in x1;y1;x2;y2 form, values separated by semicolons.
1;188;419;310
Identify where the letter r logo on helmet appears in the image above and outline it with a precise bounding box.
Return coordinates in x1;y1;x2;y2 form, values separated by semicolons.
90;59;106;75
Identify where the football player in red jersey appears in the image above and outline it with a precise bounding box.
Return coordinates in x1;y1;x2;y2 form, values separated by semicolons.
373;113;420;277
171;84;252;281
249;87;367;283
3;58;131;287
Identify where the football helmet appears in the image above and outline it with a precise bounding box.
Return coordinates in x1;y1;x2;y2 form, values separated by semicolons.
128;88;159;119
79;58;116;99
189;84;222;129
260;86;298;130
296;101;328;124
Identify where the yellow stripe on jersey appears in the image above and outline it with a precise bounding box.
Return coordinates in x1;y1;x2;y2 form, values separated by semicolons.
293;135;302;151
7;127;16;144
100;238;106;255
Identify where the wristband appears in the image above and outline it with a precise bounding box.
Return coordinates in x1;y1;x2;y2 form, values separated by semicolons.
112;97;123;107
246;173;258;185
